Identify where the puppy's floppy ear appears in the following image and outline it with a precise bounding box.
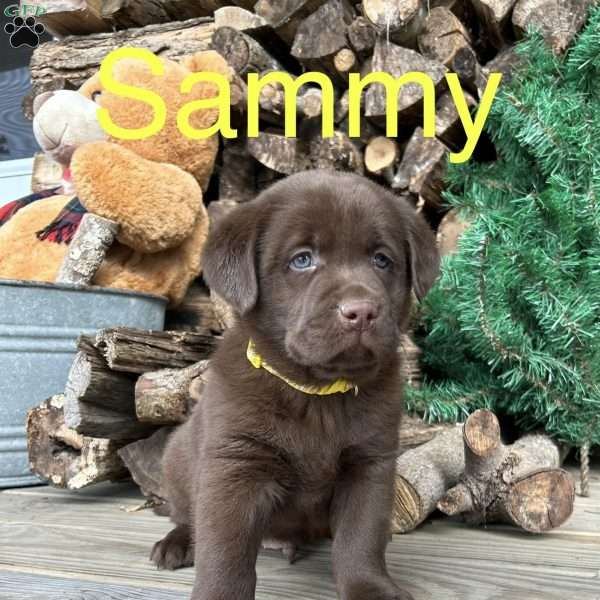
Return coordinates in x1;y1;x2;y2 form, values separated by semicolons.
202;202;264;315
406;209;440;301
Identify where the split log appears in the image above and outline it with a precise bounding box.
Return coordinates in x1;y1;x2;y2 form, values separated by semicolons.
364;136;400;179
307;129;364;173
31;152;62;193
32;0;110;36
100;0;213;30
418;7;472;67
435;91;477;152
481;45;523;91
438;409;575;533
212;26;289;76
291;0;355;81
27;395;128;490
254;0;330;45
469;0;519;49
94;328;216;374
390;127;448;210
214;6;269;31
63;337;152;440
393;425;464;533
347;16;377;59
28;18;214;117
56;214;119;286
449;46;487;99
118;426;174;509
512;0;593;53
219;137;257;203
362;0;427;47
135;360;209;424
365;40;447;131
247;132;310;174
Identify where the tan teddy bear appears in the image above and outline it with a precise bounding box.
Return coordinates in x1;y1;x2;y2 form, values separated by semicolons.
0;50;231;305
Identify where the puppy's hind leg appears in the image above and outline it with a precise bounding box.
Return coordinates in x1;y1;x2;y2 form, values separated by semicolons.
150;422;195;570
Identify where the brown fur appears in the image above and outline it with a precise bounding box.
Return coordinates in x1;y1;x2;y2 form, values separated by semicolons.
152;171;440;600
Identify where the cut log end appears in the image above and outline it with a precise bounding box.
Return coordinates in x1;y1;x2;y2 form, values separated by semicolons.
437;482;474;515
506;468;575;533
392;475;424;533
464;408;501;457
365;136;399;174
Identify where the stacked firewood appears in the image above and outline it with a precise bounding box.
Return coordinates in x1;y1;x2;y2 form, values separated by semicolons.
29;0;592;224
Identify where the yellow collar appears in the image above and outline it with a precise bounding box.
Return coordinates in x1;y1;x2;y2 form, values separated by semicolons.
246;339;358;396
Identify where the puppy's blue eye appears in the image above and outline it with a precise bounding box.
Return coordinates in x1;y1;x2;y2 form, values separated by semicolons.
373;252;392;269
290;251;313;271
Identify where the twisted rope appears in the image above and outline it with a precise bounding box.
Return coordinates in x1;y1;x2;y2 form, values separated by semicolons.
579;442;590;497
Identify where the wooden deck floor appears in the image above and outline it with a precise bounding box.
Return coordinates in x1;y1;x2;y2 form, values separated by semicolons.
0;465;599;600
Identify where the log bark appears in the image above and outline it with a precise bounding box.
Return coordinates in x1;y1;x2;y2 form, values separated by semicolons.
291;0;355;81
393;425;465;533
437;409;575;533
469;0;518;49
390;127;448;210
56;214;119;286
418;7;471;67
135;360;209;424
100;0;214;29
362;0;427;47
33;0;109;36
347;16;377;59
254;0;329;45
307;129;364;174
449;46;487;99
219;137;257;203
28;18;214;117
512;0;593;53
214;6;269;31
94;328;216;373
435;90;477;152
62;337;153;440
398;415;457;453
118;426;174;509
247;132;310;174
365;39;447;130
212;26;287;76
27;395;129;490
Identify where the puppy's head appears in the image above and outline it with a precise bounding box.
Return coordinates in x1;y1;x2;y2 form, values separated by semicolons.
203;171;439;384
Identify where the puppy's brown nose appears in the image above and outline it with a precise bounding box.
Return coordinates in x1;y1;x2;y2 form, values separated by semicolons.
338;301;379;330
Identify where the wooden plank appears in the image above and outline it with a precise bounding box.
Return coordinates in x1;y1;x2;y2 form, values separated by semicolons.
0;569;187;599
2;477;600;599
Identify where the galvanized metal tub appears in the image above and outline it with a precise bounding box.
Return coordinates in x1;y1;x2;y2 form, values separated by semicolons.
0;280;167;488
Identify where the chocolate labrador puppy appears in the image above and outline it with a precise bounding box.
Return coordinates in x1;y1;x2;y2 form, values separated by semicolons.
151;171;439;600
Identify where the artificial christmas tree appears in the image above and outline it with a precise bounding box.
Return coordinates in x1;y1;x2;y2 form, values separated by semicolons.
407;7;600;465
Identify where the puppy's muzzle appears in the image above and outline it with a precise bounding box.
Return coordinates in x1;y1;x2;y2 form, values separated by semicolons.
337;300;380;332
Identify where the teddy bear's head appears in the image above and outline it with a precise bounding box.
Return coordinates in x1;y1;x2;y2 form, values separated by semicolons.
33;50;232;191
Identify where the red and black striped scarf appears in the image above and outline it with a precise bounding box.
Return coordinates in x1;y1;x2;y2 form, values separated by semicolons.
0;188;87;244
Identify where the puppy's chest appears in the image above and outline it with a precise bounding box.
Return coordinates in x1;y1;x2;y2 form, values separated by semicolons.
272;399;367;485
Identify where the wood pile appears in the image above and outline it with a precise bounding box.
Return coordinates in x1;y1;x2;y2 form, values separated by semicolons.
28;0;593;224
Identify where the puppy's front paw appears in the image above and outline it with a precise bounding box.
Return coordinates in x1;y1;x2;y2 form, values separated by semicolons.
342;577;415;600
150;524;194;570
